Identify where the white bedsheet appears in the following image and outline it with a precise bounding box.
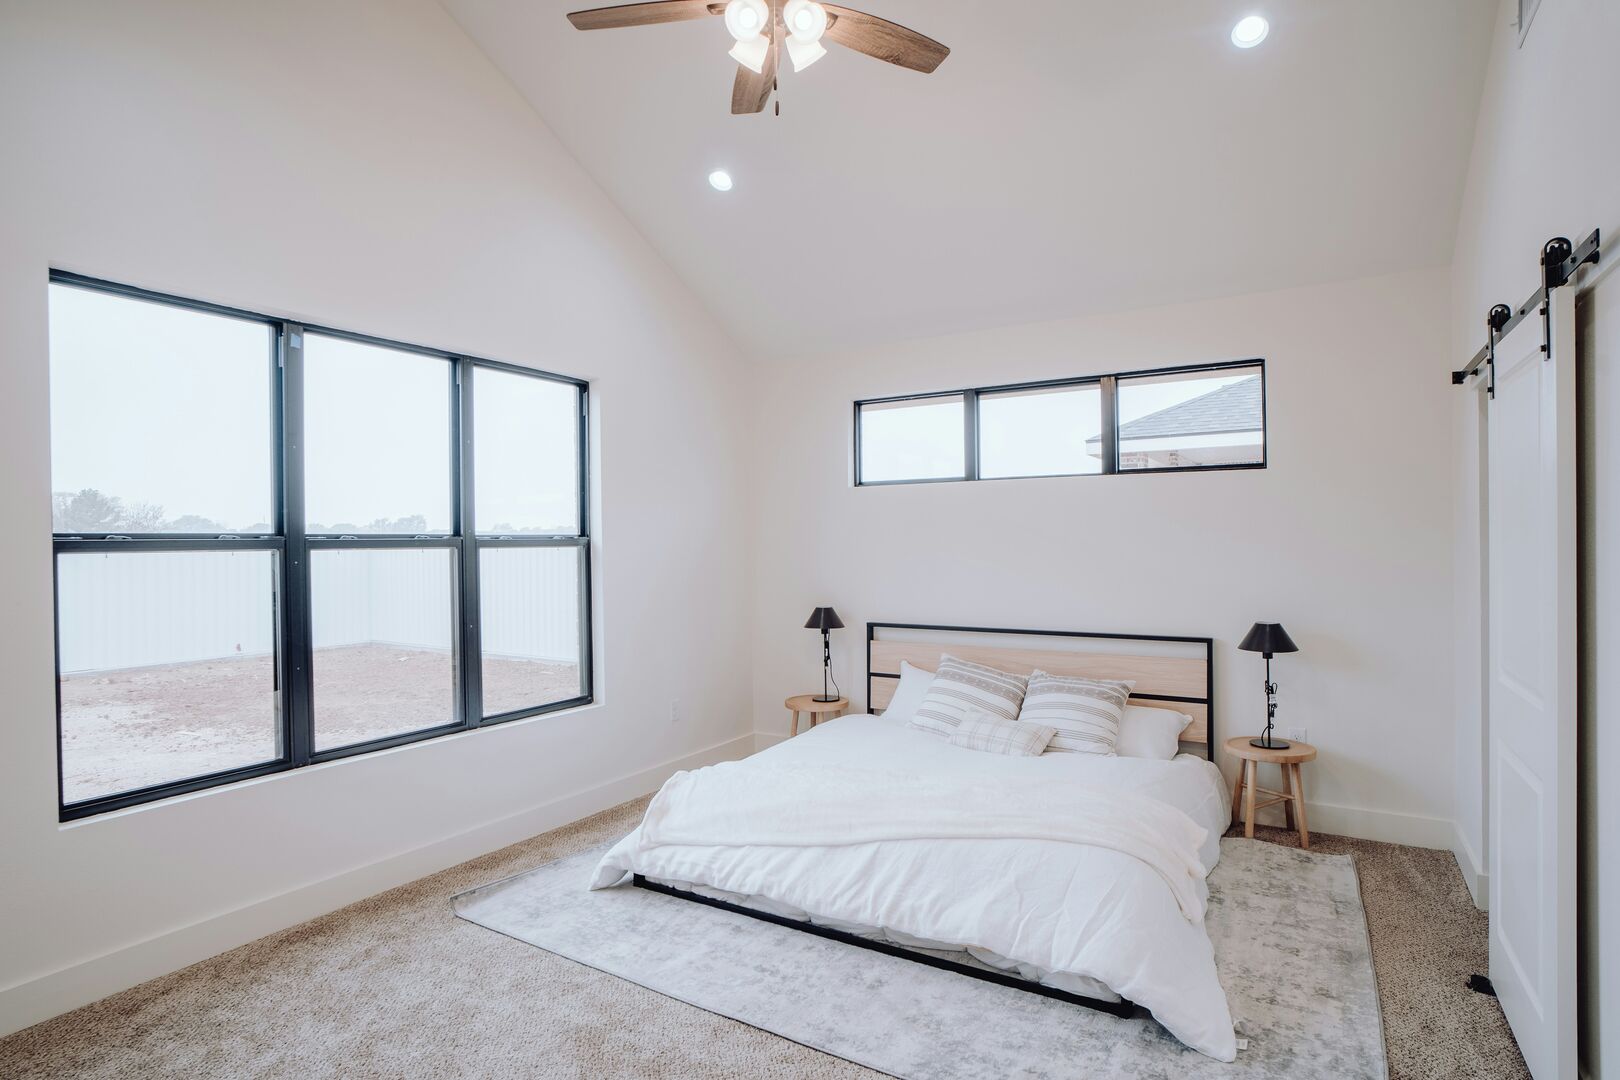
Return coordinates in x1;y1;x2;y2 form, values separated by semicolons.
593;714;1237;1061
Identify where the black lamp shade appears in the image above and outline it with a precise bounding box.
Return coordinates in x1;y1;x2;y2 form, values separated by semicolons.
1238;622;1298;657
804;607;845;631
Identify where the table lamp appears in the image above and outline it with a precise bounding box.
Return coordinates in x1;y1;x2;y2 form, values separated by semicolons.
1238;622;1298;749
803;607;845;703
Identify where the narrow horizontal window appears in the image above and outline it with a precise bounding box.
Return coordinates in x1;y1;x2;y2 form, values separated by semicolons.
854;360;1264;486
856;394;966;483
979;384;1103;480
1115;365;1264;471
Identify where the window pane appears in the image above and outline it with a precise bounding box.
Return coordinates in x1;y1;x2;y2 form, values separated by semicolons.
57;550;281;803
474;368;580;535
1116;367;1265;470
858;395;965;483
304;335;451;534
311;547;457;749
49;284;275;534
479;545;585;717
979;384;1104;479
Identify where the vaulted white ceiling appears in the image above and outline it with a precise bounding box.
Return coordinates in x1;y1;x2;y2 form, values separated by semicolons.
443;0;1496;358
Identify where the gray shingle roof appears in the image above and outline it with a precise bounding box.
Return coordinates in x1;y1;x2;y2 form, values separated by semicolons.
1088;374;1262;444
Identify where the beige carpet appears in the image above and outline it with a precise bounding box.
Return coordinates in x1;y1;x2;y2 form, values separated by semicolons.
0;800;1530;1080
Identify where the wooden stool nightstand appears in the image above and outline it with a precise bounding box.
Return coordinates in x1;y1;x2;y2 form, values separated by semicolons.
1225;736;1319;849
785;694;848;736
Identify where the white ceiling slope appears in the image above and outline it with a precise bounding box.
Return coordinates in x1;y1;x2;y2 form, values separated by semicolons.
443;0;1495;358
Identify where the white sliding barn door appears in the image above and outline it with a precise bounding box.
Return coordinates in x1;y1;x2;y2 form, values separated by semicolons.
1486;285;1577;1080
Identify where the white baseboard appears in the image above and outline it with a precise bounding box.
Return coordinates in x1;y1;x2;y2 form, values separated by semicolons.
1451;823;1489;910
753;730;789;753
1298;800;1455;850
0;733;756;1040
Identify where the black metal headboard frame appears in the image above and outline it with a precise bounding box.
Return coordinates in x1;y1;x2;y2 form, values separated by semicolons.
866;622;1216;761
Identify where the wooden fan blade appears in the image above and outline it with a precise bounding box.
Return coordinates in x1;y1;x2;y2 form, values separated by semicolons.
567;1;720;31
731;40;779;113
821;5;949;73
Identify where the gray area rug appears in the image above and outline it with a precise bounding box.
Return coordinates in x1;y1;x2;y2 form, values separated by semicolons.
453;838;1386;1080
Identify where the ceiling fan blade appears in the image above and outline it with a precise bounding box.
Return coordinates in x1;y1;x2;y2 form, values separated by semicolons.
821;5;949;73
566;1;720;31
731;39;779;113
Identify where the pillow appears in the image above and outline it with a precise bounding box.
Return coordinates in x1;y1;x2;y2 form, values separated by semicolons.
1117;704;1191;760
949;707;1055;757
1016;670;1134;755
880;661;936;723
909;654;1030;738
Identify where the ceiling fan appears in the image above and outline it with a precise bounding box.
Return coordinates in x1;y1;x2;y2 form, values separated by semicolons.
565;0;949;115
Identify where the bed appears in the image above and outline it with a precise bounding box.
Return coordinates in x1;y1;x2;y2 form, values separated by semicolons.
592;623;1237;1060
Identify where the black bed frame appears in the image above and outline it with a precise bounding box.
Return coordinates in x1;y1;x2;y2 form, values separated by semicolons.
632;621;1217;1018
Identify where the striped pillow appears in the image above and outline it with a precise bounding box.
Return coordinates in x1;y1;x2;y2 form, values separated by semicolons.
1017;670;1135;755
949;708;1055;757
908;655;1030;738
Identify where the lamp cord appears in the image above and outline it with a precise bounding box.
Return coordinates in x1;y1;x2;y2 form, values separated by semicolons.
819;629;842;701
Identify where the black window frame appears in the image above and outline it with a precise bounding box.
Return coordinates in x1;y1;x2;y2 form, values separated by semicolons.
853;358;1266;486
49;271;592;821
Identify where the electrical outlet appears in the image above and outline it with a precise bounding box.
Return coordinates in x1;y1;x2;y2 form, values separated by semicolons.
1286;727;1307;743
670;699;682;724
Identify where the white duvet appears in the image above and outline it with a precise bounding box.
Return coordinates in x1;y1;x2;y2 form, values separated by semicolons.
593;714;1237;1061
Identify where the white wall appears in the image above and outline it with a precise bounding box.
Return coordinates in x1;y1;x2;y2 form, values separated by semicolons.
747;268;1456;848
1446;1;1620;1075
0;0;752;1037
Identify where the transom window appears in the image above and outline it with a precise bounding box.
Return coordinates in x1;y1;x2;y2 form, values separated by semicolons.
49;272;591;820
855;361;1265;485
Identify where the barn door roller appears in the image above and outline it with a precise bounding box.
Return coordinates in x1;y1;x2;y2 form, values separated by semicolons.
1452;229;1600;395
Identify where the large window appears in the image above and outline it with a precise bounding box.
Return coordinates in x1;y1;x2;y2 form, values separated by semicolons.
855;361;1264;485
48;273;591;820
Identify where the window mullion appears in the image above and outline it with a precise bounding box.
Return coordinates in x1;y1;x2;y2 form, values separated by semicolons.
279;323;315;767
1100;375;1120;475
456;358;483;728
578;538;594;703
964;389;980;481
578;387;591;539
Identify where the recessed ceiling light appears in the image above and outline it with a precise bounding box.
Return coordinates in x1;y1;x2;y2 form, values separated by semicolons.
708;170;734;192
1231;14;1269;48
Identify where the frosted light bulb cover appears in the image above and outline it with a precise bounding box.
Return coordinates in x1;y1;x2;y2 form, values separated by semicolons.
724;0;769;42
785;34;827;72
784;0;829;43
729;35;770;73
782;0;828;43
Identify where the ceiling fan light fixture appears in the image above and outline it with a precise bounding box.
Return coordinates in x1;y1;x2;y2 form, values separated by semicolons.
724;0;769;41
782;0;829;42
563;0;951;114
728;35;770;73
784;34;828;72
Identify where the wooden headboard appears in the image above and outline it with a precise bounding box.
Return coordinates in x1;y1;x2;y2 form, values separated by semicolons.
866;622;1214;759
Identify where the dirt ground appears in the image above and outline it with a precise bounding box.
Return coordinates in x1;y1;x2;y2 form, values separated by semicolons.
59;644;581;804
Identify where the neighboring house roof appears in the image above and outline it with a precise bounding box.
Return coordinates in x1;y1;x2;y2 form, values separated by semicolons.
1088;374;1263;444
